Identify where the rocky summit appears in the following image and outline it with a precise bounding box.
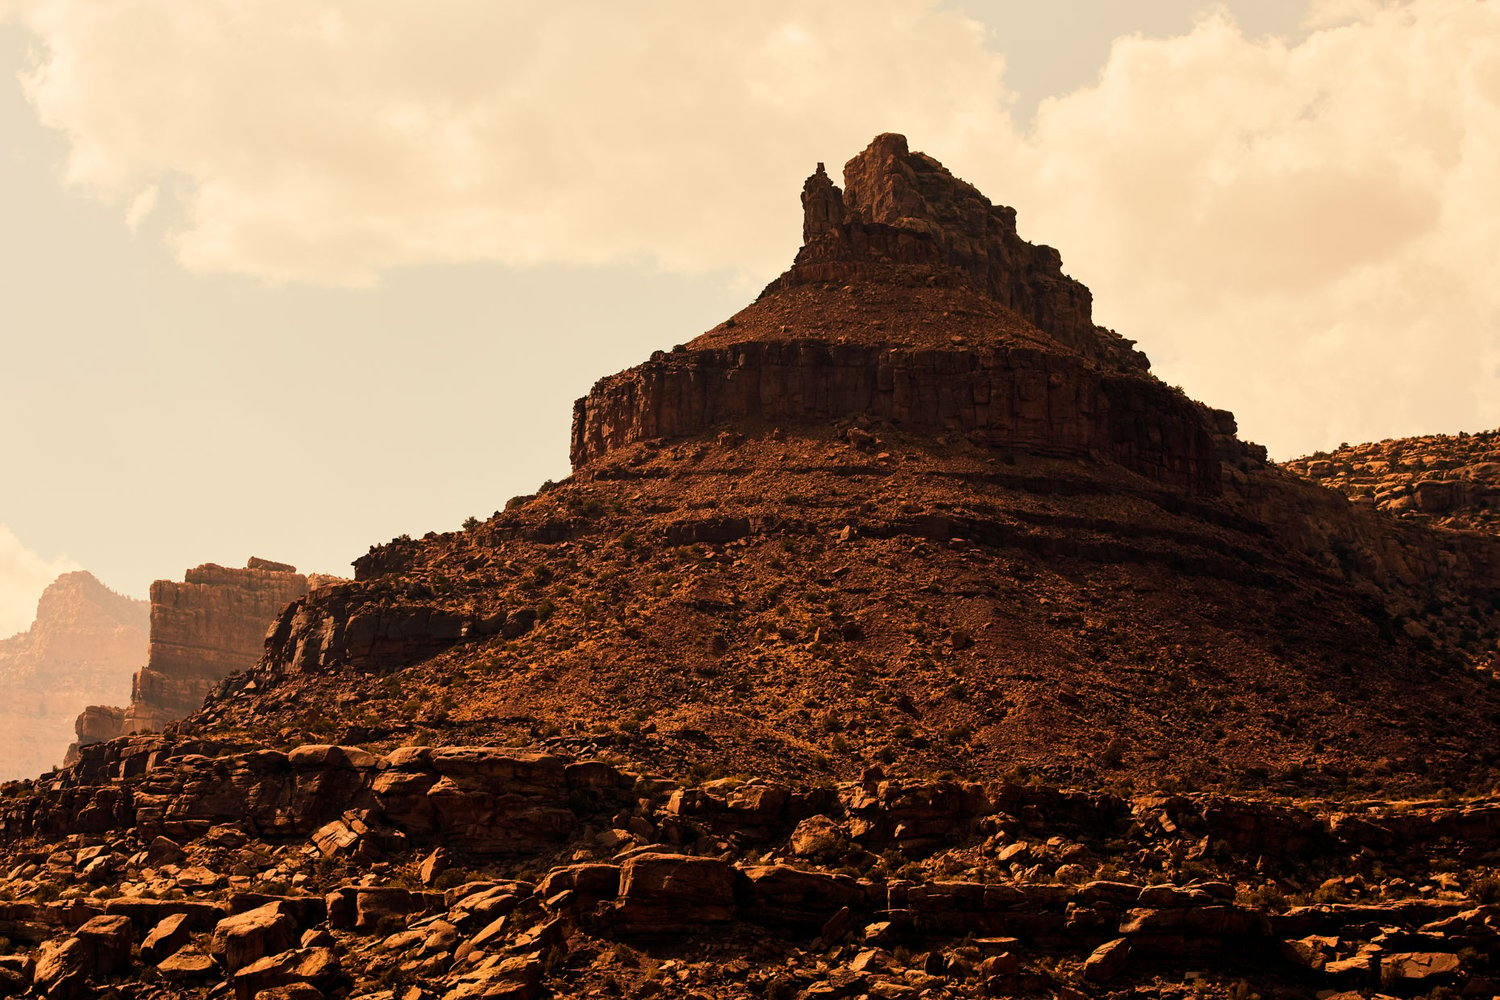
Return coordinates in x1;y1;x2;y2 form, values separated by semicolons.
2;134;1500;1000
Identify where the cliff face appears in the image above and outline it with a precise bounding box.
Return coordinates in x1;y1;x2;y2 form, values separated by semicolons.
74;558;310;747
0;572;147;779
571;341;1220;492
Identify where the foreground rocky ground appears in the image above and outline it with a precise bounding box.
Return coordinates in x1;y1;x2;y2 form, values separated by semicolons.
2;737;1499;999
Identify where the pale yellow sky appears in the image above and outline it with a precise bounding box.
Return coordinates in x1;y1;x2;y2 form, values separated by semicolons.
1;0;1496;635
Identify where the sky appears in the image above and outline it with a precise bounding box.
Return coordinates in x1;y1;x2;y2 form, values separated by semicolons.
1;0;1497;637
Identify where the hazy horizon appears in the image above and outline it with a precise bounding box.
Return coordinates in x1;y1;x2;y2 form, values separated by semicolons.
3;0;1497;636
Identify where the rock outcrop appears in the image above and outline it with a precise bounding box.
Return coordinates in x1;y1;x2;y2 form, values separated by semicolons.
767;135;1148;369
73;559;311;749
0;572;147;780
1286;428;1500;536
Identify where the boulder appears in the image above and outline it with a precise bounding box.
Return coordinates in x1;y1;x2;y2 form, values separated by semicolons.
355;886;417;931
443;952;543;1000
790;815;848;860
73;913;134;976
211;901;298;973
30;938;89;1000
141;912;193;966
156;944;217;980
1383;951;1461;983
742;865;868;929
1082;938;1130;984
606;853;739;934
231;947;342;1000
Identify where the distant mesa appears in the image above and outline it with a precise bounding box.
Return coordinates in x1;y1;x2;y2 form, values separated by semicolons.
0;571;147;781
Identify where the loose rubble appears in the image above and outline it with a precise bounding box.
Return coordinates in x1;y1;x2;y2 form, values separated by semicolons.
3;739;1500;997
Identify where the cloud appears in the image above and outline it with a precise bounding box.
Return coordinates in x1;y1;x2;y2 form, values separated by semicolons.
123;184;158;232
0;525;77;639
4;0;1013;285
3;0;1498;456
980;0;1500;455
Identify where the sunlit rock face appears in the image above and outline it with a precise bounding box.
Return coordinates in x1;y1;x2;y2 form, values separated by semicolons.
72;558;311;753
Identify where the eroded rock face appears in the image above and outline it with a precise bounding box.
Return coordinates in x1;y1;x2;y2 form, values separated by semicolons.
569;134;1195;486
72;559;311;748
0;572;147;780
571;340;1219;491
775;133;1145;369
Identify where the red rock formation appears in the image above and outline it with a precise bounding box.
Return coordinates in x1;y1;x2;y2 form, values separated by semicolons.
572;135;1164;481
0;572;147;779
174;134;1500;786
74;559;310;747
763;133;1147;369
571;341;1220;492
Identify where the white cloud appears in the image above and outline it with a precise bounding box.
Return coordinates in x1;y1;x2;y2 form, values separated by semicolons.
3;0;1497;456
0;525;77;639
123;184;158;232
980;0;1500;455
4;0;1012;285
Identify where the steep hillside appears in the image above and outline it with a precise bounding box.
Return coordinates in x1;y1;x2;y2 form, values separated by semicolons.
0;571;147;779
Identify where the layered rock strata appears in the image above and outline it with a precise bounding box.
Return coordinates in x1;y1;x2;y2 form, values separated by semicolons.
74;559;310;748
571;341;1220;491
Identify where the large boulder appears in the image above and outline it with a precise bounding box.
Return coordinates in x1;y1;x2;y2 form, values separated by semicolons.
606;853;739;935
73;914;134;977
141;912;193;966
30;938;89;1000
231;947;342;1000
211;901;298;973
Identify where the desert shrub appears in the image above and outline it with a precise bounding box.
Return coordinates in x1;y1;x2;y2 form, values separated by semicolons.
1471;875;1500;904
